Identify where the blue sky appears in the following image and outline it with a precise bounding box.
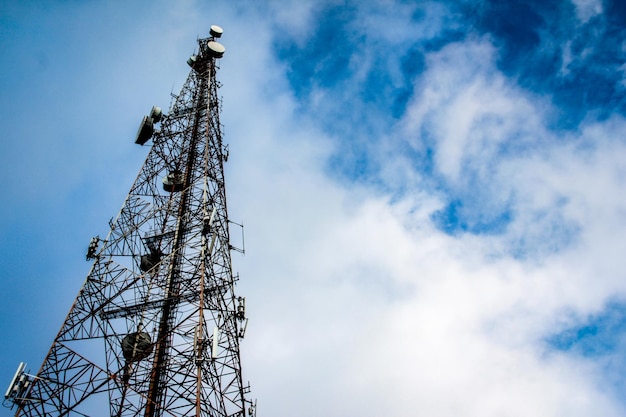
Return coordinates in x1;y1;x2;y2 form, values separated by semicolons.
2;1;626;415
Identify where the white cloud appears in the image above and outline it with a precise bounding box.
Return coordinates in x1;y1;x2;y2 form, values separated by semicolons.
221;23;626;415
237;170;626;416
570;0;603;23
402;39;546;187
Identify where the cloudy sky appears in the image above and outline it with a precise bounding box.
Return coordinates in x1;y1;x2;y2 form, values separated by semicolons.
2;0;626;415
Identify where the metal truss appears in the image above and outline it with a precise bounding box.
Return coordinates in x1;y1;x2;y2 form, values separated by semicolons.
12;29;253;417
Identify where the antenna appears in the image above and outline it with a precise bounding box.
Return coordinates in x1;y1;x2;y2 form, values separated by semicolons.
4;362;25;400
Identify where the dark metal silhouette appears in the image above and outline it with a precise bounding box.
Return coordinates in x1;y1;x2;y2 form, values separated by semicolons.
6;26;254;417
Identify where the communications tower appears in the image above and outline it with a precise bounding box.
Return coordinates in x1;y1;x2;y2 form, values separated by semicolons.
4;26;255;417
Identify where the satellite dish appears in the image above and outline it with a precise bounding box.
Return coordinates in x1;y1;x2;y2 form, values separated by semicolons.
163;170;184;192
210;25;224;38
207;41;226;58
150;106;162;123
187;55;198;68
121;332;153;362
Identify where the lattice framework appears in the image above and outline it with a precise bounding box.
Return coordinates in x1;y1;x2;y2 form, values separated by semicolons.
13;31;252;417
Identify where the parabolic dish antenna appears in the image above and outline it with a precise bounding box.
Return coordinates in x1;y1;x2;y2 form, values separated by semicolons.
210;25;224;38
207;41;226;58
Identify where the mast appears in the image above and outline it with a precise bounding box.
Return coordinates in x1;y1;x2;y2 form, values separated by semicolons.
5;25;254;417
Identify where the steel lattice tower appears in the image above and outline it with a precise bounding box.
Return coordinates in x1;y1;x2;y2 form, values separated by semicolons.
6;27;254;417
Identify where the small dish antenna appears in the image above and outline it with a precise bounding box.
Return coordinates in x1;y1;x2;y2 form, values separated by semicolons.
207;41;226;58
210;25;224;38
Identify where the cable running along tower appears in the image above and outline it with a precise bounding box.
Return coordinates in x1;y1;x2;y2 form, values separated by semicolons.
5;26;254;417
